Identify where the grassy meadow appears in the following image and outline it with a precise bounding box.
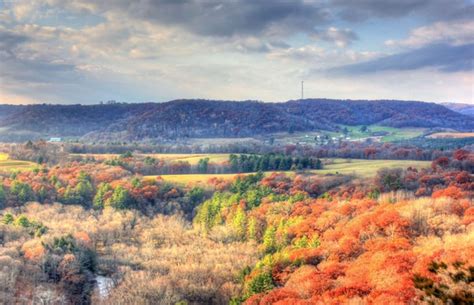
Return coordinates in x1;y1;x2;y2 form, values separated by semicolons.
147;158;431;184
312;158;430;177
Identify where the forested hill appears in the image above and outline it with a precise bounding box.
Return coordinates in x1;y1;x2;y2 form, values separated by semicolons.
0;99;472;142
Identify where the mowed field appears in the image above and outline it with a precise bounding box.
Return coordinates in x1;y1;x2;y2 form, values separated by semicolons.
71;153;231;165
427;132;474;139
313;158;430;178
148;158;431;184
0;153;37;172
147;173;246;184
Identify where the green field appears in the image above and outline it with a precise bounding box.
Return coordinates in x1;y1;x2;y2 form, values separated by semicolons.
0;154;37;172
147;158;431;184
339;125;426;142
311;158;430;178
271;125;426;145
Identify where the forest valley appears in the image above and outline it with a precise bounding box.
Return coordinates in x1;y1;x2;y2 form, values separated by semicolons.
0;142;472;305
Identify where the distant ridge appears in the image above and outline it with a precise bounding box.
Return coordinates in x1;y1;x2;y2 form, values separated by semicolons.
0;99;472;142
441;102;474;117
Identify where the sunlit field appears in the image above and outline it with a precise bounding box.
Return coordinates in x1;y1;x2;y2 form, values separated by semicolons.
147;158;431;184
72;153;231;165
0;153;37;172
146;173;246;184
427;132;474;139
313;158;431;177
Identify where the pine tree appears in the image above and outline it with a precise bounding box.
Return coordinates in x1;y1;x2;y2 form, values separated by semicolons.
0;184;5;208
75;180;93;205
93;183;111;209
106;186;131;210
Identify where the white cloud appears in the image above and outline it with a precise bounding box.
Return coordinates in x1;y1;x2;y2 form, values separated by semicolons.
311;27;358;47
268;45;379;69
385;20;474;48
0;0;472;104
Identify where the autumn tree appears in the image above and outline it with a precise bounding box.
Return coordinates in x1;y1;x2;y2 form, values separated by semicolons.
263;226;277;253
232;207;248;239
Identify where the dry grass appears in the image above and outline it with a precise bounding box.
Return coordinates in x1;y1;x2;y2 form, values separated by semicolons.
145;173;248;185
1;203;258;305
427;132;474;139
71;153;232;165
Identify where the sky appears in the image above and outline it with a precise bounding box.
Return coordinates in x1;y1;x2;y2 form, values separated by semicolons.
0;0;473;105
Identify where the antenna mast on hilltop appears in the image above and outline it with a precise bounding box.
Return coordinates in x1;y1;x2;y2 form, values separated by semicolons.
301;81;304;100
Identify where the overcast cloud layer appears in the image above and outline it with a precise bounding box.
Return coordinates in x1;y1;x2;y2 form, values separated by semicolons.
0;0;473;104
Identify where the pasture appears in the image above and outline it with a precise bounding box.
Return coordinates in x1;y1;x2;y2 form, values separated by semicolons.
312;158;430;178
271;125;426;145
147;158;431;184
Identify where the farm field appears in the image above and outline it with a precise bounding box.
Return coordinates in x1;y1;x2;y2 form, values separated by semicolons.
146;172;246;184
427;132;474;139
313;158;430;177
72;153;231;165
271;125;426;145
148;158;431;184
0;153;37;172
344;125;426;142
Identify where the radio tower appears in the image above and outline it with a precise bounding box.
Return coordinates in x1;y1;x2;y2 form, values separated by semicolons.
301;81;304;100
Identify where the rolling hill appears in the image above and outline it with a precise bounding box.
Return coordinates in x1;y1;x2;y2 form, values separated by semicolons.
441;102;474;117
0;99;472;142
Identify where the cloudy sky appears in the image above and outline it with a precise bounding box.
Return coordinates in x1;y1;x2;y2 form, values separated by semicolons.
0;0;473;104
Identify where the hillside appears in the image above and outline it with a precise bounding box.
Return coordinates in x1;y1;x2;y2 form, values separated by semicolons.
0;99;472;142
442;102;474;117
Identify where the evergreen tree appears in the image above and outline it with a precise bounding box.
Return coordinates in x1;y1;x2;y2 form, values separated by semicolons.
0;184;5;208
93;183;111;209
2;213;14;224
229;154;239;172
37;186;48;203
197;158;210;173
106;186;131;210
75;180;93;205
10;181;34;204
